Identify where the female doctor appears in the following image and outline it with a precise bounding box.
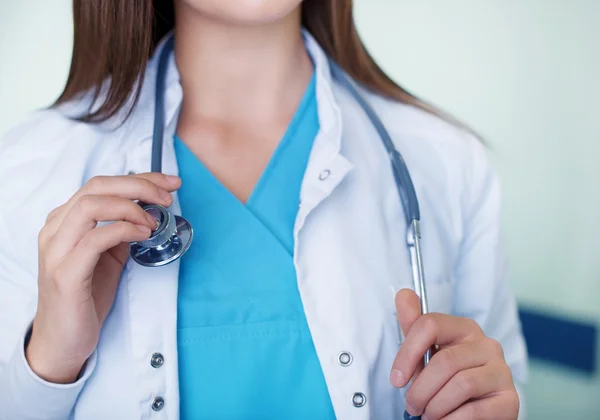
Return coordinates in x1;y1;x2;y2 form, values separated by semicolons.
0;0;528;419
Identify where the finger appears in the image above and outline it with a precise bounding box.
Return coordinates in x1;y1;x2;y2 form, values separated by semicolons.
46;173;180;233
45;204;66;224
405;340;502;416
440;391;519;420
390;289;423;387
39;204;69;248
71;173;178;212
50;196;157;255
391;289;423;388
391;314;484;388
395;288;422;337
56;222;152;284
424;365;514;420
128;172;181;191
92;243;130;324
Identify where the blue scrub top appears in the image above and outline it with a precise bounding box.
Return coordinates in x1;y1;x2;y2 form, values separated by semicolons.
175;72;336;419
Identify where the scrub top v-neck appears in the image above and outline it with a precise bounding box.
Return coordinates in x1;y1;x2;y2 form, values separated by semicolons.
175;73;335;419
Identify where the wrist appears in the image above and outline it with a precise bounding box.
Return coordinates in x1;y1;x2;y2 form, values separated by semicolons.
25;329;87;384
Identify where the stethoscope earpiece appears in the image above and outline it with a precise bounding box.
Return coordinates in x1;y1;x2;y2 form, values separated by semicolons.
129;203;193;267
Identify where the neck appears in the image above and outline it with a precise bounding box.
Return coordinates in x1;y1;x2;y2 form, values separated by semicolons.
173;3;314;123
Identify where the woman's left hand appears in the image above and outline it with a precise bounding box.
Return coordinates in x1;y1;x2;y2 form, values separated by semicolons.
390;289;519;420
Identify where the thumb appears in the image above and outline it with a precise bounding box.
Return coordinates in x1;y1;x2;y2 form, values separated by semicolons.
395;288;422;338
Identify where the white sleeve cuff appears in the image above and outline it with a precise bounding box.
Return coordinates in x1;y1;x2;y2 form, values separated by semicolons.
3;323;97;420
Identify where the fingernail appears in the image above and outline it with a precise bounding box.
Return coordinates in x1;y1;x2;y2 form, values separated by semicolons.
136;225;151;234
159;189;173;204
405;402;417;416
390;369;404;387
165;175;180;183
146;213;158;228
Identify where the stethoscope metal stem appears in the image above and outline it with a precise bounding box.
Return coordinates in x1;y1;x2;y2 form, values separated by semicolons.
405;219;431;420
407;219;431;364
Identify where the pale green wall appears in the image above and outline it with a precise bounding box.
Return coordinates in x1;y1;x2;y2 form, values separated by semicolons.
0;0;73;135
1;1;599;418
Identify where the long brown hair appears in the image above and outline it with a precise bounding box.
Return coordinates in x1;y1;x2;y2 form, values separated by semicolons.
56;0;446;125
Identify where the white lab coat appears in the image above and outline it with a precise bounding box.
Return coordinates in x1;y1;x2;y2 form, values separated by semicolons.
0;32;528;420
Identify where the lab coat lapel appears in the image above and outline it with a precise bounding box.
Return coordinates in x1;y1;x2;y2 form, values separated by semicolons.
294;33;355;233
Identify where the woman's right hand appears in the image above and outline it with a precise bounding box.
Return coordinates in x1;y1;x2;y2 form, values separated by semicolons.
25;173;181;384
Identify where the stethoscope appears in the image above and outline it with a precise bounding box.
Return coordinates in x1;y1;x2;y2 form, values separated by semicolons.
130;36;430;420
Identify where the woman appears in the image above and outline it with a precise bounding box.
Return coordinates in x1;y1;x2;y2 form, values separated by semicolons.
0;0;528;419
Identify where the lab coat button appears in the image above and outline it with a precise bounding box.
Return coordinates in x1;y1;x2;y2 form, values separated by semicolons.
151;396;165;411
337;351;353;366
352;392;367;407
319;169;331;180
150;352;164;368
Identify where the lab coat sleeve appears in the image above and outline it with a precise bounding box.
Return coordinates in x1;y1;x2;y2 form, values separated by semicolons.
0;118;96;420
451;135;529;418
1;323;98;420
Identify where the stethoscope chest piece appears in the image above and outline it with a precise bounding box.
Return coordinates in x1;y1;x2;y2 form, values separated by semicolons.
130;204;193;267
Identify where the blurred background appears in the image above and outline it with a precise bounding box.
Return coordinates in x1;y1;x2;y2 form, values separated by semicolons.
0;0;598;418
